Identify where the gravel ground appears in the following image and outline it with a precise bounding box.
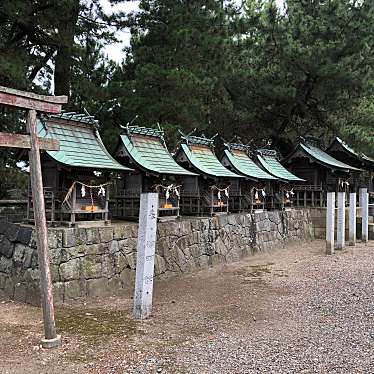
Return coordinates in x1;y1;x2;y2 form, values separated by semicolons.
1;239;374;374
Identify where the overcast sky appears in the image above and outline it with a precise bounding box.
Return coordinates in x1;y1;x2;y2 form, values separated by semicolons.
101;0;285;62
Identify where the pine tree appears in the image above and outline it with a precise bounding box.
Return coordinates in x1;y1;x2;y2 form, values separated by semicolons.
110;0;240;145
231;0;374;152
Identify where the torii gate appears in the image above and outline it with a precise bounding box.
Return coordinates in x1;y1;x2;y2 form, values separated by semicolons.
0;86;67;348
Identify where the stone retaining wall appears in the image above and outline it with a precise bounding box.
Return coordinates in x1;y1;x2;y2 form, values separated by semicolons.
310;207;363;239
0;209;313;304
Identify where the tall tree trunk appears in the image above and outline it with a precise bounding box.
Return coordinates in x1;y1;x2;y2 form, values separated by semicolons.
54;0;80;97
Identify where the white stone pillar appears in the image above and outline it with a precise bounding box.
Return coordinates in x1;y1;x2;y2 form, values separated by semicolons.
360;188;369;243
349;193;356;246
336;192;345;250
326;192;335;255
133;193;158;320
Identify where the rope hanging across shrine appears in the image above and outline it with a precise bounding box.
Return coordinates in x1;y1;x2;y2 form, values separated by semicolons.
153;184;181;201
210;185;230;201
338;178;351;189
284;188;295;199
252;187;266;201
62;181;110;211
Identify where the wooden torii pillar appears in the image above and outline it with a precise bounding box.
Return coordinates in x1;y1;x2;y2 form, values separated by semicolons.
0;86;67;348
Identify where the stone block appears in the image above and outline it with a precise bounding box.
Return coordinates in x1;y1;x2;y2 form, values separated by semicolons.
197;255;210;269
155;237;168;257
119;268;135;289
81;255;107;279
48;229;63;249
118;238;137;253
19;284;39;305
154;254;167;275
61;245;86;262
189;244;202;259
76;228;87;245
49;246;62;265
214;237;228;256
23;268;40;282
98;227;113;243
178;220;192;236
16;226;33;245
107;277;126;296
86;278;110;297
184;258;197;273
31;251;39;268
0;256;13;274
23;247;34;269
126;252;137;269
175;236;189;251
190;218;202;232
64;280;84;299
0;222;8;235
51;265;60;282
210;254;224;266
5;223;20;242
187;231;200;246
29;231;37;248
113;224;133;240
86;243;109;256
158;222;173;238
0;236;14;258
53;282;65;303
25;285;41;306
101;254;116;278
113;252;129;273
85;228;100;244
109;240;119;254
62;228;76;248
59;258;81;281
13;243;26;265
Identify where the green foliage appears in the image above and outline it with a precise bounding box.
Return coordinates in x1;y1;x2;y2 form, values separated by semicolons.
107;0;240;148
338;96;374;157
229;0;374;151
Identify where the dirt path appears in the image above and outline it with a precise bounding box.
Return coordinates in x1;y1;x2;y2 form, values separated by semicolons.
1;240;374;373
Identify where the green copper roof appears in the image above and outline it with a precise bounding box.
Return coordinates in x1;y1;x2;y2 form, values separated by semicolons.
37;116;130;171
327;137;374;168
299;143;361;171
223;149;277;180
119;133;197;176
180;143;242;178
257;151;304;182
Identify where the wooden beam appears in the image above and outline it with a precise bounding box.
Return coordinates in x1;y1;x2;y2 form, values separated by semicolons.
0;86;67;113
0;132;59;151
0;86;67;103
27;109;60;348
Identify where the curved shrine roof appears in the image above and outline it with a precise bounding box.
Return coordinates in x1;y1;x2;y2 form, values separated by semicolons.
180;143;242;178
38;113;130;171
256;149;304;182
118;127;197;176
223;148;277;181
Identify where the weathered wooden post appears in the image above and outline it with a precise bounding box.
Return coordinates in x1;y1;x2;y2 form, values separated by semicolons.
0;86;67;348
133;192;159;319
27;110;60;347
349;192;356;246
336;192;345;250
326;192;335;255
360;188;369;243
